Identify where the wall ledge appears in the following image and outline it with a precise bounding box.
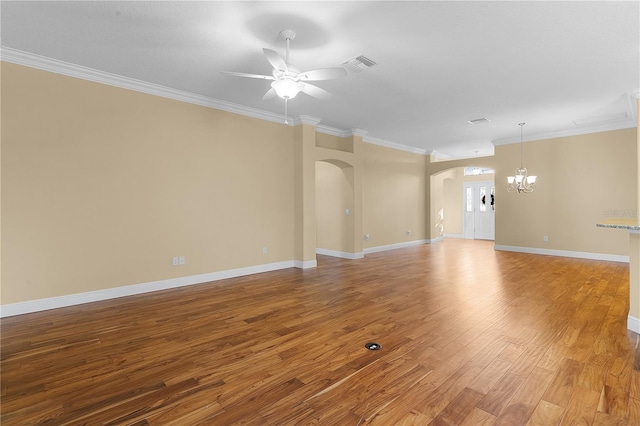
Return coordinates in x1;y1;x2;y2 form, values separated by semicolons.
0;260;297;318
494;245;629;263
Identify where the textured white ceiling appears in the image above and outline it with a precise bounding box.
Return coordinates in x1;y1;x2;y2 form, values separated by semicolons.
2;1;638;158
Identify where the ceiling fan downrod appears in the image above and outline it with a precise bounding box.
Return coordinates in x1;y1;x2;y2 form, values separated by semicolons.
279;29;296;66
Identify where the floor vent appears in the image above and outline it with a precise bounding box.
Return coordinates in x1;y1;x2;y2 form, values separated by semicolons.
364;342;381;351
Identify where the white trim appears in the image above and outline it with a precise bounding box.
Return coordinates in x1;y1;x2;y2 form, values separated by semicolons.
297;115;322;126
363;135;429;156
443;233;465;239
314;123;351;138
627;89;639;124
3;47;633;160
0;260;297;318
628;315;640;334
316;248;364;259
0;48;429;157
492;120;637;146
1;47;288;125
363;239;428;254
294;259;317;269
313;125;428;156
349;128;368;138
494;245;629;263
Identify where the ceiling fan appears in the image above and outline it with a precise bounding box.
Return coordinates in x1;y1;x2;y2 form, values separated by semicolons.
222;29;347;124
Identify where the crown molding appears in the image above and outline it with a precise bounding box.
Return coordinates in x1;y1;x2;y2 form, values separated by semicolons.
492;119;637;146
349;128;368;138
314;124;351;138
2;47;427;156
312;124;427;155
296;115;322;126
493;90;638;146
7;47;630;158
363;135;429;155
1;46;289;125
628;88;639;123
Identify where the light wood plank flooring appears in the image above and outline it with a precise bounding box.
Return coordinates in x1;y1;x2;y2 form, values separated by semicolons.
2;239;639;425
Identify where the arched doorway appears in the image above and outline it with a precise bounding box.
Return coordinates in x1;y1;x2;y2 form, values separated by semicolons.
314;159;362;259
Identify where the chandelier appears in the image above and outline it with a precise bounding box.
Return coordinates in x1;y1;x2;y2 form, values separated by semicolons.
507;123;537;193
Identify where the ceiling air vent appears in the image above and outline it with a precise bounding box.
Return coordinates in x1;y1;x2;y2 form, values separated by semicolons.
468;118;490;125
342;55;377;72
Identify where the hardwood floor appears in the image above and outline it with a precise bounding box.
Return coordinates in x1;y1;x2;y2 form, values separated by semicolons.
2;239;639;425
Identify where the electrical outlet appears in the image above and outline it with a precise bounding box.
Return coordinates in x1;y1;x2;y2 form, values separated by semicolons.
172;257;179;266
262;247;268;254
179;256;185;265
364;234;370;241
543;235;549;242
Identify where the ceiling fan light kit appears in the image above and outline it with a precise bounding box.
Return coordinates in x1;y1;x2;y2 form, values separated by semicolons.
222;29;347;124
271;79;303;99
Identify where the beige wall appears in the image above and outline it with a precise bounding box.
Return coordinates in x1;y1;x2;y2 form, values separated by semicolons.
443;169;462;236
495;128;637;255
2;61;637;308
1;63;295;304
1;63;426;306
362;143;427;248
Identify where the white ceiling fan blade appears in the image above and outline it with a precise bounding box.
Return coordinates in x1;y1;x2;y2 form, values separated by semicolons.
262;88;277;100
263;48;288;72
221;71;274;80
298;67;347;81
301;82;331;99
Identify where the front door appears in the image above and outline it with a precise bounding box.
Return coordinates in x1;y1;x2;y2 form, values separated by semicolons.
463;181;495;240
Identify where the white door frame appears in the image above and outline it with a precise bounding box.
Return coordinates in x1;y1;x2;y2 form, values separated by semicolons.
463;181;495;240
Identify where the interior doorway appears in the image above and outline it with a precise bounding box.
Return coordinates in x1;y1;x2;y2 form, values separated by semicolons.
315;160;356;258
463;181;495;240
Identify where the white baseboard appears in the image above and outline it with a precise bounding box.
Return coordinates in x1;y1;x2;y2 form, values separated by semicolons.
443;233;465;239
629;315;640;334
494;245;629;263
315;248;364;259
0;260;299;318
294;259;317;269
364;239;428;254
